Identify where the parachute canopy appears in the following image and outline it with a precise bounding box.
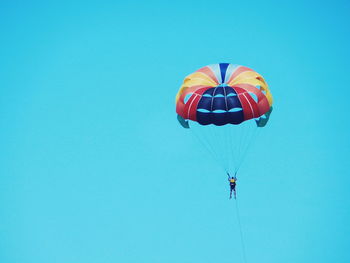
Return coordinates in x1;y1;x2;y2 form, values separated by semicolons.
176;63;273;127
175;63;273;174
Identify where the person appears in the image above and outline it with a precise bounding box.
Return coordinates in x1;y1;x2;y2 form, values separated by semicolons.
227;172;237;199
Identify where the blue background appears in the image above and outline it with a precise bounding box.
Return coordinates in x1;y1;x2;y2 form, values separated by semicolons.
1;1;349;262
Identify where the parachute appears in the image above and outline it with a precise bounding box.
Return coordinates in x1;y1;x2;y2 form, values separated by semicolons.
176;63;273;175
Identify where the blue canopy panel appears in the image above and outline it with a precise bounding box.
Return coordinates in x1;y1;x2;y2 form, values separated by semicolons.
196;86;244;125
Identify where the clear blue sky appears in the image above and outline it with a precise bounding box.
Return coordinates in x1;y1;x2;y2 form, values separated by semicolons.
1;1;349;262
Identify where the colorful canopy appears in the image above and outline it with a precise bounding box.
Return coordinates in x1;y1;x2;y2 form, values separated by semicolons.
176;63;273;126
